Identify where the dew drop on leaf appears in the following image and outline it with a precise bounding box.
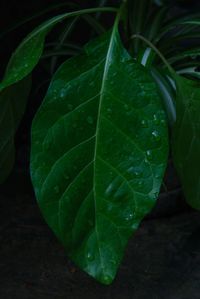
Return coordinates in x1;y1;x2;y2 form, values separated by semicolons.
105;183;114;196
155;173;161;179
146;150;153;160
140;119;148;128
125;212;134;221
151;130;161;142
86;252;94;261
138;180;143;187
153;114;160;125
127;167;142;178
60;89;66;98
113;185;127;199
161;119;165;125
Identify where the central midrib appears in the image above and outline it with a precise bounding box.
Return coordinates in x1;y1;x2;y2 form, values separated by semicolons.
93;24;119;276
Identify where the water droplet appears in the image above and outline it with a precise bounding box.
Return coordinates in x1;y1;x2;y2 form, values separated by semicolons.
152;130;161;142
113;186;127;199
155;173;161;179
125;212;134;221
67;104;73;111
105;177;122;198
149;191;159;200
141;119;148;128
137;180;143;187
105;184;114;196
153;114;160;125
60;89;66;98
127;167;142;178
161;119;165;125
86;252;94;261
146;150;153;160
54;186;60;194
87;116;94;125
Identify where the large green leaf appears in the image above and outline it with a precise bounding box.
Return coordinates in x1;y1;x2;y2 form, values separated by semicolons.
172;76;200;210
0;76;31;183
30;30;169;284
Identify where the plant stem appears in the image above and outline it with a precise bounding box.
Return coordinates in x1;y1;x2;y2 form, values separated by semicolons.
131;34;176;76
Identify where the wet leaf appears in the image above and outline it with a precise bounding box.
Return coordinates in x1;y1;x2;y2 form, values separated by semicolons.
31;30;168;284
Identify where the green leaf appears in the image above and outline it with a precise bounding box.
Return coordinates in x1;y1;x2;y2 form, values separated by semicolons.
155;14;200;44
168;48;200;65
172;76;200;210
0;7;117;92
30;31;169;284
0;76;31;183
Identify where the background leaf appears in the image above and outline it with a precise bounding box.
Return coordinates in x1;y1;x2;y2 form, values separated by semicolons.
0;76;31;183
31;29;169;284
0;7;117;91
172;76;200;210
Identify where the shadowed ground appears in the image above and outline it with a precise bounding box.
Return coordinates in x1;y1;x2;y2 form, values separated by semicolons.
0;170;200;299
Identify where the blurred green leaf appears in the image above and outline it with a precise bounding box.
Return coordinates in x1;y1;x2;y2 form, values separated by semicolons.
0;76;31;183
172;76;200;210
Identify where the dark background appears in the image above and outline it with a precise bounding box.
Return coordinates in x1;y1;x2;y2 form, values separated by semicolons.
1;1;200;298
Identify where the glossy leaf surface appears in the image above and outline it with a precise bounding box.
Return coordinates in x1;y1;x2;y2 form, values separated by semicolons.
172;76;200;210
31;31;168;284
